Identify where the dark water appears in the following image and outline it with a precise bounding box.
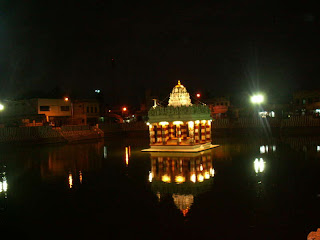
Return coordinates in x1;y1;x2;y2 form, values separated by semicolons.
1;135;320;239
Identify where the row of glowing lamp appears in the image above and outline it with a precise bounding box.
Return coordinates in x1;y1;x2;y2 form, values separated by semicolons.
147;120;212;126
149;168;214;184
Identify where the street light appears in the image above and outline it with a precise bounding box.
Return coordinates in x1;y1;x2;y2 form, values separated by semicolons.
196;93;201;98
250;94;264;104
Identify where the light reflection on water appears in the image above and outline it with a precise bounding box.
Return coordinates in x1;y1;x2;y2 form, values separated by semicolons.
148;151;215;216
2;136;320;238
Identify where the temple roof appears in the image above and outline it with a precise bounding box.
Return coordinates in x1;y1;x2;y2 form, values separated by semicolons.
168;80;192;107
148;80;212;123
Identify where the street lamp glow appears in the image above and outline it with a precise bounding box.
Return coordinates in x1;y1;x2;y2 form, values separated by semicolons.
250;94;264;104
0;104;4;111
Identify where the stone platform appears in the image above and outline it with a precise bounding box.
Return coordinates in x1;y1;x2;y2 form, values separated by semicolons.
141;142;219;152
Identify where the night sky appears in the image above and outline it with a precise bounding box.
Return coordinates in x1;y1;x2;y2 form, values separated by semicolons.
0;0;319;106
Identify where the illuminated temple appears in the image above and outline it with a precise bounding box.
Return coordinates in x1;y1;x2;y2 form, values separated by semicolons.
143;80;218;152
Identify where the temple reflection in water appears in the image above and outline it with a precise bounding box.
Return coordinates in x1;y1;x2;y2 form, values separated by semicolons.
148;150;215;216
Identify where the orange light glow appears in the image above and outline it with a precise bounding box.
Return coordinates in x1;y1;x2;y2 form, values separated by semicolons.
196;93;201;98
79;171;82;184
125;147;129;166
64;97;69;101
68;173;73;188
175;175;185;184
122;107;127;112
162;175;171;183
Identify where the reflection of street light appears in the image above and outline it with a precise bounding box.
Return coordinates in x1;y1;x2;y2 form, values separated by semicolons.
250;94;264;104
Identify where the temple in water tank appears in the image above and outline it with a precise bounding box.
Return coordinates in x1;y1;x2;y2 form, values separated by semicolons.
142;80;218;152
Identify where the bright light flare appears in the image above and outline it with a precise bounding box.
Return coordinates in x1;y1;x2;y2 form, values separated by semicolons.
196;93;201;98
254;158;265;173
250;94;264;104
0;104;4;111
122;107;127;112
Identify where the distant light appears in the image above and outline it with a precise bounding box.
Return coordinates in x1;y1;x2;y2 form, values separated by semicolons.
0;104;4;111
250;94;264;104
148;171;153;182
122;107;127;112
196;93;201;98
64;97;69;101
95;89;101;93
108;110;111;112
162;175;171;183
159;121;169;126
190;174;196;183
254;158;265;173
175;175;185;184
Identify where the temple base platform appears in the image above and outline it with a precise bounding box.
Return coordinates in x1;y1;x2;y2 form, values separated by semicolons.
141;142;219;153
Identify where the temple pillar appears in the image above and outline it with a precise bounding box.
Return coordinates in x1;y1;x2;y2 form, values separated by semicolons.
188;121;194;145
156;124;162;143
181;124;187;140
176;124;181;145
150;124;156;145
162;124;169;144
194;122;200;144
169;123;174;139
206;121;211;142
201;122;206;142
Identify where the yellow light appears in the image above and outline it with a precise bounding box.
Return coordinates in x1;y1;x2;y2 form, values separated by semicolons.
210;168;215;177
122;107;127;111
200;164;203;171
68;173;73;188
188;121;194;128
159;121;169;126
197;174;204;182
173;121;183;125
162;175;171;183
175;175;185;184
0;104;4;111
148;171;153;182
195;120;200;125
125;147;129;166
201;120;207;125
146;122;150;126
190;174;196;183
64;97;69;101
204;172;210;179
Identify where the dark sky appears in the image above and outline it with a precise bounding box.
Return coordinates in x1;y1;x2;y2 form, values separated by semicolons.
0;0;319;106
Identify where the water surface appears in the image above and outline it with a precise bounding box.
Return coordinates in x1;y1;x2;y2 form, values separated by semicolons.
1;135;320;239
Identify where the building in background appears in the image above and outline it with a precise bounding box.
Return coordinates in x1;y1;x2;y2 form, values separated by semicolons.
0;98;71;127
293;90;320;116
72;99;100;125
206;96;230;119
